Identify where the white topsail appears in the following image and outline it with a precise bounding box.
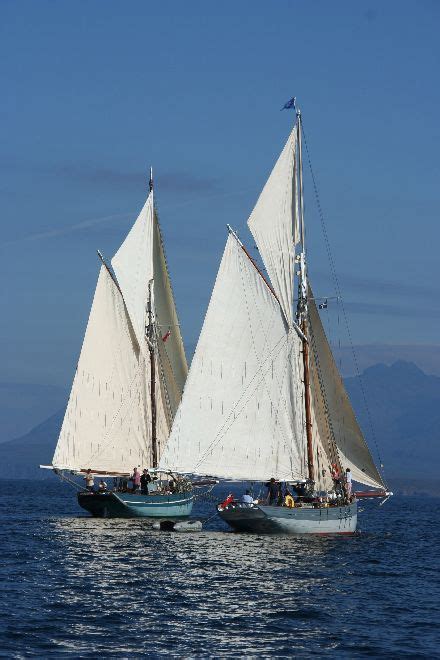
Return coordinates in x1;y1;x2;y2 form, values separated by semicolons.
111;192;154;350
161;234;306;481
247;127;298;327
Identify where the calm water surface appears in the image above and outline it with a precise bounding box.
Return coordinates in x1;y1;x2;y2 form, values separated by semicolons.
0;479;439;658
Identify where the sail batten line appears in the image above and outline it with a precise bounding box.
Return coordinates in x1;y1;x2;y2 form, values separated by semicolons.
192;332;290;472
188;246;298;474
80;272;148;466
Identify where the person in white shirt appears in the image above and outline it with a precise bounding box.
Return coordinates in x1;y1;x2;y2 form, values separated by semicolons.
345;468;352;499
84;469;94;492
241;490;254;505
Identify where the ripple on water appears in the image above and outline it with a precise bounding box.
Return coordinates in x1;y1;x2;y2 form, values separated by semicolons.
0;481;439;657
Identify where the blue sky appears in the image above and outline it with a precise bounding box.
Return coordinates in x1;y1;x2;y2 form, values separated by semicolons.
1;0;439;386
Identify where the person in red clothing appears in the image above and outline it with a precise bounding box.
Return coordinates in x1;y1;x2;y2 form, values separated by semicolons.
330;463;342;494
220;493;234;509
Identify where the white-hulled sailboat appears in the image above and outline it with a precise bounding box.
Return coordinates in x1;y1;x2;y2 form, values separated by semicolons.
42;172;195;518
161;103;391;534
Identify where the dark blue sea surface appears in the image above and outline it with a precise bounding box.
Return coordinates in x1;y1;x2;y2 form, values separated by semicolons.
0;479;439;658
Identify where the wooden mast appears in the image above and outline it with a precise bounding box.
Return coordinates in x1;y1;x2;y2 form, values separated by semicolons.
148;169;158;468
296;108;315;482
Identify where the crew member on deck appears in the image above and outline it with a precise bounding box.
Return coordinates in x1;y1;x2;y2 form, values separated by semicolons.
98;479;107;491
132;467;141;492
330;463;342;493
84;469;94;492
345;468;352;500
141;469;151;494
265;478;279;505
220;493;234;509
241;489;254;505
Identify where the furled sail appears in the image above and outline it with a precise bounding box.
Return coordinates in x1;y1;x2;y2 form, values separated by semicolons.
307;293;385;489
53;266;153;473
247;127;298;326
161;234;306;481
111;192;154;349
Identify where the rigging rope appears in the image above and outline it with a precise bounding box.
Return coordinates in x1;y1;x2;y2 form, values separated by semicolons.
301;122;386;481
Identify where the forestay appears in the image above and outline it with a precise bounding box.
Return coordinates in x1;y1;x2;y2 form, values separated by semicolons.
307;294;385;489
247;127;298;327
161;234;306;481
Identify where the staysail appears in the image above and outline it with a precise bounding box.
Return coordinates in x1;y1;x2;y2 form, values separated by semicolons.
247;127;298;327
161;233;307;481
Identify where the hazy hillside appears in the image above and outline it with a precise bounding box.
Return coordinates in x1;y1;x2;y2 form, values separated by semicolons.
0;410;63;479
0;382;66;443
345;361;440;481
0;361;439;488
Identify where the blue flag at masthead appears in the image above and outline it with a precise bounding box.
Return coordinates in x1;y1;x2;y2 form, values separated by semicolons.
281;96;296;111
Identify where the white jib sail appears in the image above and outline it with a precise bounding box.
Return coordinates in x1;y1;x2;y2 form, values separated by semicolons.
111;192;154;349
161;234;307;482
53;266;152;474
247;127;298;327
307;295;385;489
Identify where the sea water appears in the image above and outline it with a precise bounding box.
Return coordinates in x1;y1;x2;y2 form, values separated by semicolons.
0;479;439;658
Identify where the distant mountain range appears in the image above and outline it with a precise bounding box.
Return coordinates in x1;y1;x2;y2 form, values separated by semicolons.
0;382;66;443
0;361;439;492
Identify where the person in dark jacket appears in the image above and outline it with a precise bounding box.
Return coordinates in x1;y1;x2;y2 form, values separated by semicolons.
140;469;152;495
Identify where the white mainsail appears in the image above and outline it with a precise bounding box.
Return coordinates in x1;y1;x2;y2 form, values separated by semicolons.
161;234;306;481
52;189;187;474
247;127;297;327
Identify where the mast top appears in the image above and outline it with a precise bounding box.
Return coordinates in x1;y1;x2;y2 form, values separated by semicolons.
149;166;153;192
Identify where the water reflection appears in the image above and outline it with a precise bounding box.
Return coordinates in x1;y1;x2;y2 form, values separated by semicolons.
44;516;365;655
2;480;440;657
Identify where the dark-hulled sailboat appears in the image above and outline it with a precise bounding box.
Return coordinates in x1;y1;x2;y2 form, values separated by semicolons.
42;172;194;518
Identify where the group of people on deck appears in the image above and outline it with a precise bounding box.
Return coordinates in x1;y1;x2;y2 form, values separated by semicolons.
83;467;177;495
219;465;354;509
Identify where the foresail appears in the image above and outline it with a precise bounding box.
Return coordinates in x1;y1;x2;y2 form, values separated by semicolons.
307;292;385;489
161;234;306;482
111;192;154;349
53;266;152;473
153;213;188;419
247;127;298;326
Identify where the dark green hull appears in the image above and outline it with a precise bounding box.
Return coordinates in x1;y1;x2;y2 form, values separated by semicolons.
78;491;194;519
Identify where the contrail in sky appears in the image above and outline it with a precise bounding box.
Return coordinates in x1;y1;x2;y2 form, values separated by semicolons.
0;187;255;248
0;212;133;248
